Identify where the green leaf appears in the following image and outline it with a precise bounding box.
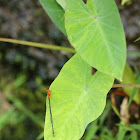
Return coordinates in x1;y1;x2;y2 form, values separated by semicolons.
40;0;66;35
44;54;114;139
116;123;133;131
56;0;66;10
130;131;137;140
123;135;131;140
65;0;126;80
121;0;130;5
99;101;111;125
36;131;44;140
112;105;121;120
83;120;99;140
121;63;140;104
100;127;114;138
117;125;127;140
134;37;140;42
83;101;111;140
130;124;140;131
128;76;140;107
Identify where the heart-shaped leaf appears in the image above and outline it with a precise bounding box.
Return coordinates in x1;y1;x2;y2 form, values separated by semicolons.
65;0;126;80
44;54;114;139
40;0;66;35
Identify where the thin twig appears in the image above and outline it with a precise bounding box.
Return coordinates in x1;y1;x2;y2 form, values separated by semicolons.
112;84;140;88
1;38;140;89
0;38;76;53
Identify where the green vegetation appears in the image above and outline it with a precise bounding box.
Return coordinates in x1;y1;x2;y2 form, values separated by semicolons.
0;0;140;140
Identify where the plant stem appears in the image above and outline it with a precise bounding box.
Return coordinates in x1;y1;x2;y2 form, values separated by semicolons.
0;38;76;53
1;38;140;89
112;84;140;88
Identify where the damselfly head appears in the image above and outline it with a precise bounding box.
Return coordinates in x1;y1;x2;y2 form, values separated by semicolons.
46;90;51;92
46;90;51;99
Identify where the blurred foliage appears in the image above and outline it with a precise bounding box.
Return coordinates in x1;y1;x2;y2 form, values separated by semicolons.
121;0;132;5
82;102;140;140
0;73;46;140
121;64;140;104
134;37;140;42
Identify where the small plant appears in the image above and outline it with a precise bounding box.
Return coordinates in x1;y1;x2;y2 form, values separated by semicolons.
40;0;126;139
